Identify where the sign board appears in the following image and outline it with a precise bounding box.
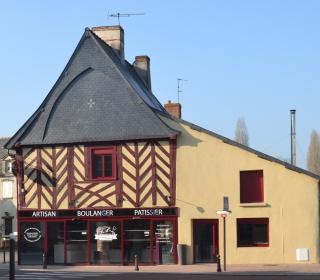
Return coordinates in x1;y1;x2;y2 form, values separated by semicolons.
223;196;229;211
23;228;41;242
18;207;178;219
95;225;118;241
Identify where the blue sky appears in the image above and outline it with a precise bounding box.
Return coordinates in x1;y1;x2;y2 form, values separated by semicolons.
1;1;319;168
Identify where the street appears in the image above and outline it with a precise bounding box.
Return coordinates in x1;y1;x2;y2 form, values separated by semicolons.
0;268;319;280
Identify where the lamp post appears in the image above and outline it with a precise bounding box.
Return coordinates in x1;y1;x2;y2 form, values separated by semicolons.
2;214;14;264
216;210;230;272
9;232;17;280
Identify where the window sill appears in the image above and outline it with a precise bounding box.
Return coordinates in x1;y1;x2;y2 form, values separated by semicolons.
237;244;269;248
239;202;269;208
76;179;119;184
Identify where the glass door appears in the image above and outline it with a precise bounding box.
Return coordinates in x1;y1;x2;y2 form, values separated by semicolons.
47;222;64;264
153;220;175;264
193;220;218;263
124;219;151;264
66;220;88;264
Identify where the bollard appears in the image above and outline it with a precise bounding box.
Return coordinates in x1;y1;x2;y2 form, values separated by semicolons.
9;237;15;280
216;254;222;273
43;252;47;269
3;239;5;264
134;254;139;271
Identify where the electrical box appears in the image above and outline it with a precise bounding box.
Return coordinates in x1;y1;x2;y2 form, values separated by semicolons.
296;248;310;261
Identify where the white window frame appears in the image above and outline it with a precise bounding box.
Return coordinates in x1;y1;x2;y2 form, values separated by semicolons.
2;181;13;199
5;161;12;174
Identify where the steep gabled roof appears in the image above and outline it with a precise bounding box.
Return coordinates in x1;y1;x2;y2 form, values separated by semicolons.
5;28;177;149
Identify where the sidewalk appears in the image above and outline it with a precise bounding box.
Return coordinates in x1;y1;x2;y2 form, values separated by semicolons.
3;263;320;275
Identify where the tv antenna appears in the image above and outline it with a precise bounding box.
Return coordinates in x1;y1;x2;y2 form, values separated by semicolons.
108;12;145;25
177;78;188;103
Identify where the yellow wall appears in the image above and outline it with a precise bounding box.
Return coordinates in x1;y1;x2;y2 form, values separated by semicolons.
162;116;319;264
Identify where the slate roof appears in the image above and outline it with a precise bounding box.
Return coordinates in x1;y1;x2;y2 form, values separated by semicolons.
157;112;320;180
5;28;177;149
0;138;10;159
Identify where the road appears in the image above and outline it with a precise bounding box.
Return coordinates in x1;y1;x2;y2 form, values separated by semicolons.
0;269;319;280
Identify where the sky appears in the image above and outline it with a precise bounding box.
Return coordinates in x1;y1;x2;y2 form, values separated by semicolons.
1;0;319;169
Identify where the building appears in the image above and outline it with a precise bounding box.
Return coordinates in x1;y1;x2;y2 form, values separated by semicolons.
5;25;320;266
0;138;17;240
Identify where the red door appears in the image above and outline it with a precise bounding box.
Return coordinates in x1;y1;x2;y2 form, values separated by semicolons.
193;219;219;263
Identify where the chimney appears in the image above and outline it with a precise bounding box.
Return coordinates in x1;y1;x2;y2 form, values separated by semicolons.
290;109;296;166
164;100;181;119
92;26;124;60
133;56;152;90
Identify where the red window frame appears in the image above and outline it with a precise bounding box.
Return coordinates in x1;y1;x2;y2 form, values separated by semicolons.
240;170;264;203
87;146;117;181
192;219;219;263
237;218;269;247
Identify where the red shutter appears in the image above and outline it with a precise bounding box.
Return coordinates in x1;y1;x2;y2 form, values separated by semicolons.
240;170;264;203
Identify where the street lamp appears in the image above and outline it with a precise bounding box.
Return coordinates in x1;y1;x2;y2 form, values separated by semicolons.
1;213;14;264
216;196;231;272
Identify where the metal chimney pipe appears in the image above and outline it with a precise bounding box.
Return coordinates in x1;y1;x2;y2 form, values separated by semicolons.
290;109;296;165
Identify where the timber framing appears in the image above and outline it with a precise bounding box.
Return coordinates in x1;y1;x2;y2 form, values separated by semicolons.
16;139;177;210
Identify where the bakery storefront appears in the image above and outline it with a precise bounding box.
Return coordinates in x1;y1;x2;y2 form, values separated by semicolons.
18;207;178;265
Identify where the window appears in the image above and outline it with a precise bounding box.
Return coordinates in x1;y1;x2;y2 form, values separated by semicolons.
5;161;12;174
89;147;116;180
2;181;13;198
240;170;264;203
237;218;269;247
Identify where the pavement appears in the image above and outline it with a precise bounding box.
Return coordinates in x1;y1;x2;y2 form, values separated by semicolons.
4;263;320;275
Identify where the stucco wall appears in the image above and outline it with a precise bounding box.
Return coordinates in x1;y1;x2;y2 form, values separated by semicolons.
162;116;319;264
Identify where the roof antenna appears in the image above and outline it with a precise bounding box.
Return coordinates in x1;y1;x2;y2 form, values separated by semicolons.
108;12;145;25
177;78;187;103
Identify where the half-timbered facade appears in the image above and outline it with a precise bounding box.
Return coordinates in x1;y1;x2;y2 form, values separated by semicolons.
20;141;176;210
5;25;320;266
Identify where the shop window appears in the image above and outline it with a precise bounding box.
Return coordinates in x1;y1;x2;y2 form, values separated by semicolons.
88;146;116;180
19;222;45;264
240;170;264;203
90;221;121;264
237;218;269;247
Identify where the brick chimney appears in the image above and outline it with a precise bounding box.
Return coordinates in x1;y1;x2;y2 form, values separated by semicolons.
133;56;152;91
164;100;181;118
92;26;124;60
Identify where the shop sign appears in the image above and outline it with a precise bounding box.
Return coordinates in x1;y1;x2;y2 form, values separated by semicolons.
155;224;172;243
23;227;41;243
95;226;117;241
18;207;178;219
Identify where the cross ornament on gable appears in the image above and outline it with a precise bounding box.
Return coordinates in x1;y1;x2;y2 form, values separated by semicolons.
87;98;95;108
